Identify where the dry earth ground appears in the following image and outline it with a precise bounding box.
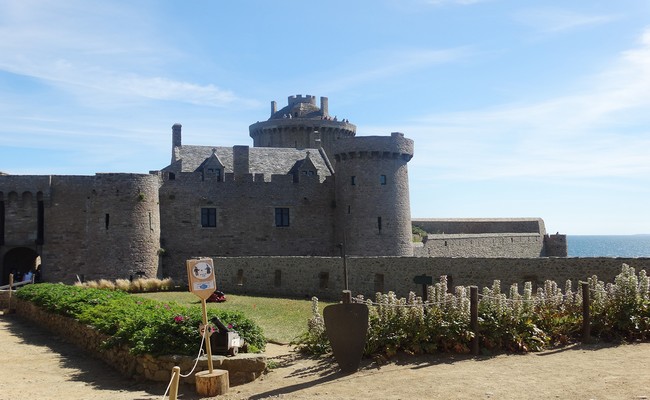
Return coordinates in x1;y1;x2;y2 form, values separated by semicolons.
1;314;649;400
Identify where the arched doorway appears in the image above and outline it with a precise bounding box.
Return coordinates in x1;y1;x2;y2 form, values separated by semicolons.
2;247;39;285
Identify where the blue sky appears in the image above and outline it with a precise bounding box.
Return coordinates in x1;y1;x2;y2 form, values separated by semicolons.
1;0;649;235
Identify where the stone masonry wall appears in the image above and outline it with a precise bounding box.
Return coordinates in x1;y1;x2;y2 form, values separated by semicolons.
415;234;544;258
159;173;337;282
209;256;650;300
0;174;161;284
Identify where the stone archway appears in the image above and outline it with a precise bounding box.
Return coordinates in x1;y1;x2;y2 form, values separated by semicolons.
2;247;39;285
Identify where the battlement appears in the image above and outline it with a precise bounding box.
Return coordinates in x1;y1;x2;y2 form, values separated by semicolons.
163;170;332;185
332;134;414;162
287;95;317;106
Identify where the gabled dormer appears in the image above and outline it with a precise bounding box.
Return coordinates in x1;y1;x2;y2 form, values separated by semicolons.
289;151;319;182
197;148;225;181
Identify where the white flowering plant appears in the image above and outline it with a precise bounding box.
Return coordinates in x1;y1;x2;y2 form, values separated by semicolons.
295;264;650;358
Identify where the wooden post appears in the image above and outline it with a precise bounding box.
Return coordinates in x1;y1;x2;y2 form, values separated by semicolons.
201;299;214;373
470;286;479;356
195;369;229;396
341;290;352;304
5;274;14;313
582;282;590;343
169;366;181;400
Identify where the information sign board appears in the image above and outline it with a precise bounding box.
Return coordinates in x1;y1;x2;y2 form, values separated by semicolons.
186;258;216;300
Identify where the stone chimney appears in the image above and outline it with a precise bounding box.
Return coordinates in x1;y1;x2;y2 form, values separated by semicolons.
233;145;250;176
172;123;182;148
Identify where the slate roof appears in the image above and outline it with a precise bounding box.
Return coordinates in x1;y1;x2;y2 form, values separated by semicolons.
164;145;333;178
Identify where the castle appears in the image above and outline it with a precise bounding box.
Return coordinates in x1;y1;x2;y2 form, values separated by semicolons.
0;95;567;286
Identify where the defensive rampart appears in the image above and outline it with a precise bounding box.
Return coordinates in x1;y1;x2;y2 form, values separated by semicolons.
209;256;650;300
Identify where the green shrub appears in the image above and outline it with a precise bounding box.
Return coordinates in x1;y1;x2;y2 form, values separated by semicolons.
17;283;265;356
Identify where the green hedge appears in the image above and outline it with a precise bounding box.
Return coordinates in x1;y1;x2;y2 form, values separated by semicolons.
16;284;265;356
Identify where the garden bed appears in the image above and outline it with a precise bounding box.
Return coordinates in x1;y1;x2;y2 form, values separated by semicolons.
14;298;266;385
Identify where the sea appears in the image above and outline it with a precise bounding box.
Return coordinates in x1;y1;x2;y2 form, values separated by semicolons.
567;235;650;257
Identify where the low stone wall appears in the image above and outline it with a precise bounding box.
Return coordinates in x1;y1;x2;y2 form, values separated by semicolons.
14;299;266;385
0;291;11;309
212;256;650;300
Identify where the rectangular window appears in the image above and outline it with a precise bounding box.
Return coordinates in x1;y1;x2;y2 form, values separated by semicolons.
350;176;356;185
380;175;387;185
377;216;382;232
275;207;290;227
206;168;222;181
274;269;282;287
105;213;110;230
201;207;217;227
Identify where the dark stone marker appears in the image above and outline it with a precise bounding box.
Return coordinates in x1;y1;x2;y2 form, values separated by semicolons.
323;302;369;374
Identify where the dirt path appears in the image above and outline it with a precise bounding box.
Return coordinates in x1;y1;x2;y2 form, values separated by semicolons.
1;313;650;399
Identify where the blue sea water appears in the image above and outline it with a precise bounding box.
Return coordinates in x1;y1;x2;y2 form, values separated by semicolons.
567;235;650;257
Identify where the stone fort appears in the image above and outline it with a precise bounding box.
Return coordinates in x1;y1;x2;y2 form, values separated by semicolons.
1;94;576;296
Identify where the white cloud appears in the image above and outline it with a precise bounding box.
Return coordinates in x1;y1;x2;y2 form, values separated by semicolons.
0;1;242;108
385;27;650;181
514;8;619;34
316;47;472;93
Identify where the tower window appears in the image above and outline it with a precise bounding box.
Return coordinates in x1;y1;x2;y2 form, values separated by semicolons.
201;207;217;227
105;213;110;230
275;207;290;227
350;176;356;185
377;216;382;232
380;175;387;185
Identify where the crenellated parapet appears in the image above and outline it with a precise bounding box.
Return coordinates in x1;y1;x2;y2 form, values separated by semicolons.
249;94;356;159
332;132;414;163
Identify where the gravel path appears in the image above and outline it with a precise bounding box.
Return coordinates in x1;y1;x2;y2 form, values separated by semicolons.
2;313;650;399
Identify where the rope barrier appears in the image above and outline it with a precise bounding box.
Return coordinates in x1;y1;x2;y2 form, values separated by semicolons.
160;325;209;399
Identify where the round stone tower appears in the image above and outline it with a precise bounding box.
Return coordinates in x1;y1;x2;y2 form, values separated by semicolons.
84;173;161;280
249;95;356;159
332;132;414;256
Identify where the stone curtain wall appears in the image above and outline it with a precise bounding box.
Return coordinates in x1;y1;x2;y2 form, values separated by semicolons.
414;234;545;258
0;174;162;284
212;256;650;300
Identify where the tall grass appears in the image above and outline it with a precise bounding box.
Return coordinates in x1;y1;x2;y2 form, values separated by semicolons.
75;277;174;293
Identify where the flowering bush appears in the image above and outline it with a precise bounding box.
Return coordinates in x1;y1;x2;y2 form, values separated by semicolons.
16;284;265;355
296;264;650;358
292;297;330;355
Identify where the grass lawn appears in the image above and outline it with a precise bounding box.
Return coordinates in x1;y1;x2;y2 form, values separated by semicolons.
134;292;333;344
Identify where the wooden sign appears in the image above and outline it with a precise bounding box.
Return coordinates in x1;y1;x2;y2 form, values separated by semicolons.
186;258;217;300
